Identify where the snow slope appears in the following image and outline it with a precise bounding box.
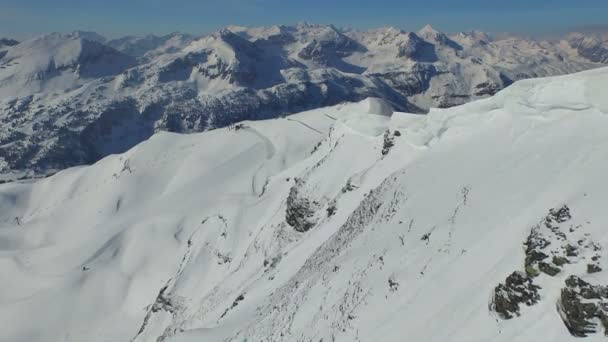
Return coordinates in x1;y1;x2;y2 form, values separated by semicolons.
1;68;608;342
0;32;135;98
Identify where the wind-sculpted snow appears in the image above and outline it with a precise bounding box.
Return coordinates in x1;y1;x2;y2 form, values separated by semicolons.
0;25;607;180
1;68;608;341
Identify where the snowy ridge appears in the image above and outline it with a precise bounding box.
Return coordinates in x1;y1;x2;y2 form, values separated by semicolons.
1;68;608;341
0;32;135;98
0;24;607;180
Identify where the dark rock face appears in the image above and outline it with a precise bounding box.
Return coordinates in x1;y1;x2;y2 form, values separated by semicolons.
396;33;438;62
539;262;561;276
547;205;572;224
491;271;541;319
558;276;608;337
588;264;603;274
286;179;317;232
524;205;575;277
381;130;396;156
491;204;608;337
474;81;502;96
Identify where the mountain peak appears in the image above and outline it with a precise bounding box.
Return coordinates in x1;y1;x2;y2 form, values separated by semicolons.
68;30;107;43
419;24;440;35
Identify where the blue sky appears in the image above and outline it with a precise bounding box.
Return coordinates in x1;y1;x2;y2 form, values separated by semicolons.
1;0;607;39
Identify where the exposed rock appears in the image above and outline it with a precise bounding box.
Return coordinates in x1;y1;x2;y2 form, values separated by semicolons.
388;277;399;292
523;206;577;277
394;32;437;62
588;264;603;274
547;205;572;224
285;179;317;232
219;293;246;319
151;286;177;314
326;200;337;217
341;179;356;193
381;130;395;156
558;276;608;337
474;81;502;96
553;256;569;267
491;271;541;319
524;229;550;277
565;244;579;257
539;261;561;276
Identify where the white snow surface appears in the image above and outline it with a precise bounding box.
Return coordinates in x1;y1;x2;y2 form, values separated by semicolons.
1;67;608;342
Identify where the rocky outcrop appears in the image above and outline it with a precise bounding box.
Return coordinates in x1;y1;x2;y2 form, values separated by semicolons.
524;205;576;278
381;130;397;156
492;204;608;338
558;276;608;337
285;179;318;232
491;271;541;319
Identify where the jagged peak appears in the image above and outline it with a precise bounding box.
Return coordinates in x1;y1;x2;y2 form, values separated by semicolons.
417;24;446;41
452;30;492;45
418;24;440;36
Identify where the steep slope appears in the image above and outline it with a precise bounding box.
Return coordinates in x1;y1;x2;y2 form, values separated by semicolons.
0;24;606;180
1;68;608;342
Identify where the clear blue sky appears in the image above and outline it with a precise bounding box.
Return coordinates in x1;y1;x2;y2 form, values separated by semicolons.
1;0;607;39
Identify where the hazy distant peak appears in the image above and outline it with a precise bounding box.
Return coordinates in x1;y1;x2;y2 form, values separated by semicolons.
68;30;108;43
419;24;439;34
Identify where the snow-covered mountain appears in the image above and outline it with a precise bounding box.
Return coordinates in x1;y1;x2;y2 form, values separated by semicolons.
567;32;608;63
0;38;19;59
106;33;195;60
1;67;607;342
0;32;135;98
0;24;606;180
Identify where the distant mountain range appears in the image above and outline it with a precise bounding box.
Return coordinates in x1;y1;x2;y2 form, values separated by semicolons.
0;24;607;179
